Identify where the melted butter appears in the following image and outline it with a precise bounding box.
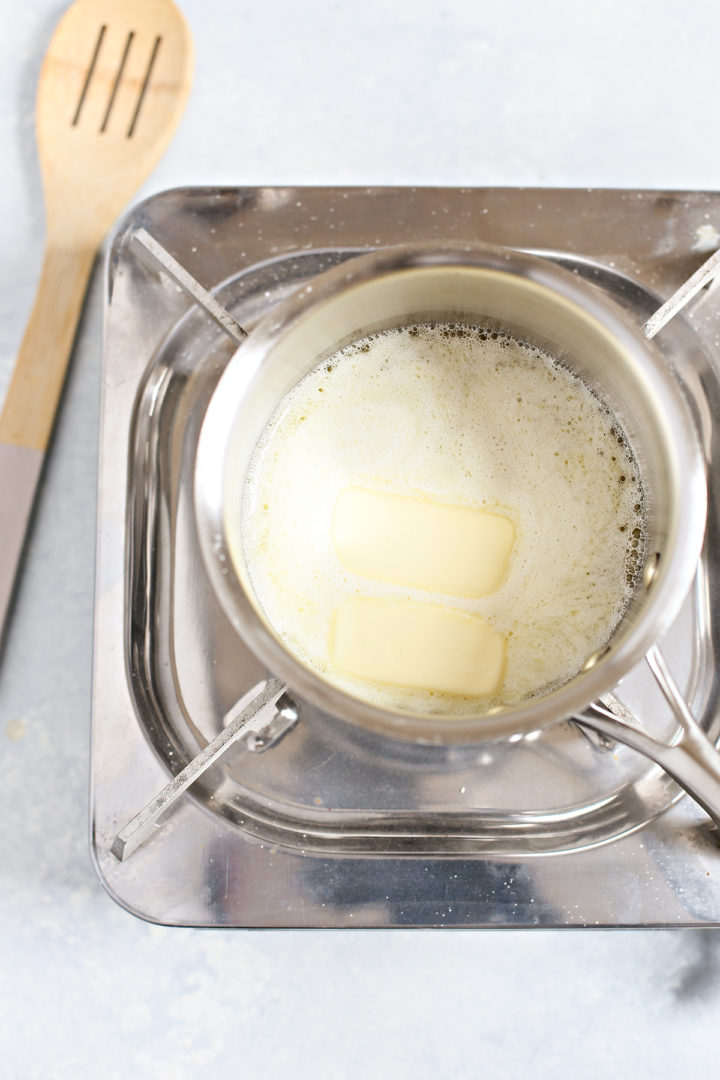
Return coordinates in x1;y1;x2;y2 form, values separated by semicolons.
241;324;645;715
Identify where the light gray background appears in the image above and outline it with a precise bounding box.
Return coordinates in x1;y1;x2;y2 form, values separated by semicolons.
3;0;720;1076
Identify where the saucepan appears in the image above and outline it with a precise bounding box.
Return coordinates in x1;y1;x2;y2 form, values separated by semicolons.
189;242;720;826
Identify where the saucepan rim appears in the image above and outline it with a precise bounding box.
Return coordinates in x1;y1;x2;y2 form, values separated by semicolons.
194;241;707;744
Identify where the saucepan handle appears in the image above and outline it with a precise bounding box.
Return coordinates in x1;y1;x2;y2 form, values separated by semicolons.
578;643;720;828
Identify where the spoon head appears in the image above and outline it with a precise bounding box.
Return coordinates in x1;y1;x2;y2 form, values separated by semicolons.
36;0;194;237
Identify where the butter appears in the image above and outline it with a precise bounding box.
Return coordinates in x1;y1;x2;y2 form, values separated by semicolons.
333;487;514;598
329;596;505;696
244;324;646;714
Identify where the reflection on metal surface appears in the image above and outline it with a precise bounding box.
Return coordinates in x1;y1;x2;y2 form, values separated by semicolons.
92;186;720;927
243;691;300;752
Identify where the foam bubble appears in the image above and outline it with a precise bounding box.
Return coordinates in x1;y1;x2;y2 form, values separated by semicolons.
241;324;646;715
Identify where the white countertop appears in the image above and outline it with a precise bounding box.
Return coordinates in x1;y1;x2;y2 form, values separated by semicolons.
3;0;720;1075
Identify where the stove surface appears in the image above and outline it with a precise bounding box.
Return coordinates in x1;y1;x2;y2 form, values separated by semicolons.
92;186;720;927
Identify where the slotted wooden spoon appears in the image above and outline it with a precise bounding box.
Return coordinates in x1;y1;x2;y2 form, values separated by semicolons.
0;0;193;644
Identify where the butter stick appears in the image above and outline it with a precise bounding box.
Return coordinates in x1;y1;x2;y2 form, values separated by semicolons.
330;597;505;696
333;488;514;598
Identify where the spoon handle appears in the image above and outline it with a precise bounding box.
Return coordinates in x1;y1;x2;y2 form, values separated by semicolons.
0;240;96;643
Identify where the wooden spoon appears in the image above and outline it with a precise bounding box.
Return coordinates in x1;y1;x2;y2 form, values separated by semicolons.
0;0;193;644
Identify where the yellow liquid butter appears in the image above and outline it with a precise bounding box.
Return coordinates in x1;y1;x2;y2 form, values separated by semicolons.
241;323;645;715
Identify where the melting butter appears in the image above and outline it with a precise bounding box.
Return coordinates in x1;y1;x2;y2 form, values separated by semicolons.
330;597;505;696
241;323;645;714
333;487;514;598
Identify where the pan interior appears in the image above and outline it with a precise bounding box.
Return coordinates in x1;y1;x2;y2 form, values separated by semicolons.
207;257;702;742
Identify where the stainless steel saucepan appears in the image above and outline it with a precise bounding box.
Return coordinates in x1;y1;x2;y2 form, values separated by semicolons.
117;241;720;859
194;243;705;726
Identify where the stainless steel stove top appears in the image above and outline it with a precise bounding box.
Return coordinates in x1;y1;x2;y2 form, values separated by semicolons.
91;186;720;927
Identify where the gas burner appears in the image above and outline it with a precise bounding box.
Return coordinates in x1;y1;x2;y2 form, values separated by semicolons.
92;187;720;927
